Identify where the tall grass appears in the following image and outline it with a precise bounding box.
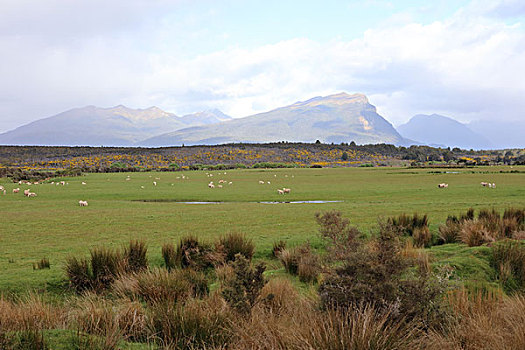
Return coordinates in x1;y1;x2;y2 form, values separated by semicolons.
217;232;255;262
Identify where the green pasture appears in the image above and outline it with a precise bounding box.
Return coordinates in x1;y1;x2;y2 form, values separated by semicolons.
1;166;524;293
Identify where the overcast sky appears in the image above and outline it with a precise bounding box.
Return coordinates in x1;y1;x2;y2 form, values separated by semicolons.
1;0;524;133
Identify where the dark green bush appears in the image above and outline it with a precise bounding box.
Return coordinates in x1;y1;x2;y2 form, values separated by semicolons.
222;254;266;314
176;236;214;270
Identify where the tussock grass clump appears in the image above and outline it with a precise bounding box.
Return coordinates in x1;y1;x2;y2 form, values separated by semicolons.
161;242;177;270
279;243;321;283
387;213;429;237
460;220;494;247
66;240;148;293
413;226;432;248
231;301;421;350
440;207;525;246
123;240;148;273
147;293;233;349
89;247;124;292
71;293;148;345
0;294;65;334
65;257;93;293
113;268;208;304
33;257;50;270
491;240;525;293
424;292;525;350
272;240;286;258
217;232;255;262
438;216;462;244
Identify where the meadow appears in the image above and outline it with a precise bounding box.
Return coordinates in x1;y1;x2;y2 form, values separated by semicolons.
1;166;524;294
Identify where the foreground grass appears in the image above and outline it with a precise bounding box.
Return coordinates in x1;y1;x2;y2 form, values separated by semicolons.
1;166;524;293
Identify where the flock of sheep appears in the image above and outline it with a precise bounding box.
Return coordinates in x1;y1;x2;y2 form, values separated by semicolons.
0;172;500;208
438;181;497;189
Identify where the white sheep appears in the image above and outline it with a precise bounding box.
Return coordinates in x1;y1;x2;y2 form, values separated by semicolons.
13;188;20;193
277;189;284;194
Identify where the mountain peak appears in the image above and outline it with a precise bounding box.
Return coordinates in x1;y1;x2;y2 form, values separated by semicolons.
292;92;369;108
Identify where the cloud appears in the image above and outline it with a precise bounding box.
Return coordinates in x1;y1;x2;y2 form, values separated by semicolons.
0;0;524;134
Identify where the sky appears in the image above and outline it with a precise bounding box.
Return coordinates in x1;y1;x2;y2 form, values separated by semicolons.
1;0;524;133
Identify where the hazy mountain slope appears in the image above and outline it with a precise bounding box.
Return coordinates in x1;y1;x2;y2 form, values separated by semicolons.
468;120;525;149
179;109;232;126
0;106;230;146
140;93;407;146
397;114;492;149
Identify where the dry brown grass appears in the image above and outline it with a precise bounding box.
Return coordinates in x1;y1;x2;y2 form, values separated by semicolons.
230;300;421;350
423;290;525;350
0;294;66;333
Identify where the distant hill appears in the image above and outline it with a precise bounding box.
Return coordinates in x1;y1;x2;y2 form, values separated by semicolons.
140;93;408;146
468;120;525;149
179;109;232;126
397;114;492;149
0;106;230;146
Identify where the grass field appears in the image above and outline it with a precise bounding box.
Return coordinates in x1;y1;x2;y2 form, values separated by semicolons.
1;166;524;293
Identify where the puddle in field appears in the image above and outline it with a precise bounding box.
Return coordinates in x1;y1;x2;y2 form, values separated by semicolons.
259;200;344;204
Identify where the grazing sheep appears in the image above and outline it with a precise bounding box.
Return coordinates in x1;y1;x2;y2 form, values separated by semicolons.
218;184;223;188
481;182;488;187
13;188;20;193
267;181;271;184
78;200;88;207
0;185;4;191
153;181;157;186
438;183;448;188
259;181;265;184
277;189;284;194
81;182;86;185
228;182;233;185
24;189;30;196
27;192;37;197
492;183;496;188
208;182;215;188
283;188;291;193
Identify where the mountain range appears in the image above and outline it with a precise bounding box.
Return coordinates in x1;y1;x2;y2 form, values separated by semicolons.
397;114;492;150
0;93;522;149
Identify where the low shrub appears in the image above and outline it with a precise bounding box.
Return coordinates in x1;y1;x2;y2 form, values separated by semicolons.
222;254;266;314
176;236;214;270
218;233;255;262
